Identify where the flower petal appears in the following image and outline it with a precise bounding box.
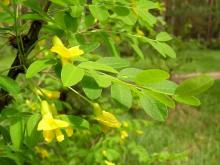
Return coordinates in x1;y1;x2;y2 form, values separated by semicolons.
38;89;60;99
51;45;70;58
54;119;69;128
69;46;84;57
40;100;51;115
55;129;64;142
65;127;73;137
95;111;121;128
38;116;69;131
52;36;64;47
43;130;54;143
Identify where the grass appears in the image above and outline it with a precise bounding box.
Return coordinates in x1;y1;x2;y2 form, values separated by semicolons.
176;49;220;73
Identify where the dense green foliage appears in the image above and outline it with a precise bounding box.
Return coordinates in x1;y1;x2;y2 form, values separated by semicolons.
0;0;216;165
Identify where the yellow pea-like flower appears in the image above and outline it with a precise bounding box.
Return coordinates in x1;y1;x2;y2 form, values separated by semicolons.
37;100;72;143
50;36;84;65
120;130;128;140
95;110;121;128
65;127;73;137
35;147;49;159
37;88;60;99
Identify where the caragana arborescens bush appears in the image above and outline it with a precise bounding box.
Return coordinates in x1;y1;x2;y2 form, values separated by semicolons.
0;0;214;164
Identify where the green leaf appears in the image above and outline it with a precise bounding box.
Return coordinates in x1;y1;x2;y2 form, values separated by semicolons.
144;90;175;108
135;69;170;85
118;68;142;81
144;80;178;95
97;57;130;69
157;42;176;58
139;11;157;27
21;13;42;20
114;6;130;16
64;12;78;32
58;115;89;129
61;64;85;87
50;0;68;6
23;0;42;13
142;38;176;58
175;75;214;96
26;59;55;78
111;83;132;109
129;38;145;59
10;119;24;149
84;15;95;28
89;5;109;22
101;32;120;57
118;10;137;25
139;94;168;121
137;0;160;10
0;75;20;95
70;5;83;18
174;95;201;106
146;40;165;57
90;71;111;88
156;32;172;41
81;42;100;54
82;76;102;100
26;113;41;147
78;61;118;73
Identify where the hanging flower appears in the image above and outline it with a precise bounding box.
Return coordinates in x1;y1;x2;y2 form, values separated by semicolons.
37;100;73;143
35;146;49;159
50;36;84;65
95;110;121;128
93;103;121;128
37;88;60;99
120;130;128;140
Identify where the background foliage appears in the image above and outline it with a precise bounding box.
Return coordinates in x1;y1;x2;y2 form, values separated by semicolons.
0;0;219;165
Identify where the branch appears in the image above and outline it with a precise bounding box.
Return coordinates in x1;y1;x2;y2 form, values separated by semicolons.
0;1;51;110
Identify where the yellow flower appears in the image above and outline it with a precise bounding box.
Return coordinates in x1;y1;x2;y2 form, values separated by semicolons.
37;88;60;99
104;160;115;165
50;36;84;64
35;146;49;159
65;127;73;137
95;111;121;128
37;100;73;143
120;130;128;140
